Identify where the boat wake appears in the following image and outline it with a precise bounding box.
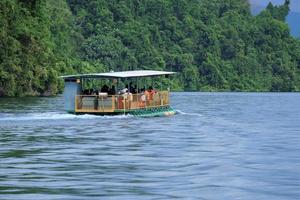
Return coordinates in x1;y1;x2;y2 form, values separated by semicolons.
0;110;195;123
0;112;131;122
176;110;202;117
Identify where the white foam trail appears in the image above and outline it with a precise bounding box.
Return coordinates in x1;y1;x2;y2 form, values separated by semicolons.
176;110;202;117
0;112;131;122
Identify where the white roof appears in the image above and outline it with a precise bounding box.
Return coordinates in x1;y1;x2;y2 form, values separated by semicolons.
61;70;176;79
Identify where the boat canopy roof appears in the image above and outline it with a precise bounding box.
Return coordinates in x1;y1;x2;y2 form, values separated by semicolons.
61;70;176;79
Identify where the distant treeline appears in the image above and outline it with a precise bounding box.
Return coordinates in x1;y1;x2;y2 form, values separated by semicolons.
1;0;300;96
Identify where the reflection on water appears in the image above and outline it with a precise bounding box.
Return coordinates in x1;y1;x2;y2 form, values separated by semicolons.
0;93;300;199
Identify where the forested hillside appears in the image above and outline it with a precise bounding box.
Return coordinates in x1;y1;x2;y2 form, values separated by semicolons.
1;0;300;96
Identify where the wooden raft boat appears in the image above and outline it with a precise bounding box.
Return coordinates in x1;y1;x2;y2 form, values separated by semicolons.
61;70;177;117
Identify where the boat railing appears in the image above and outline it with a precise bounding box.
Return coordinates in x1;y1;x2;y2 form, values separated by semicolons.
75;91;170;113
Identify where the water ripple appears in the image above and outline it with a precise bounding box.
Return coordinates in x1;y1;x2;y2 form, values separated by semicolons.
0;93;300;199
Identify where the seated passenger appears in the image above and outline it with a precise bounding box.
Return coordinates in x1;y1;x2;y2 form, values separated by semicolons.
83;89;89;95
139;89;146;107
101;84;109;93
147;86;155;100
144;89;150;102
120;87;128;94
93;89;99;95
108;85;116;95
129;82;137;94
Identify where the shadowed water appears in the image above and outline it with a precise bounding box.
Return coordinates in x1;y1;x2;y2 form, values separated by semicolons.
0;93;300;199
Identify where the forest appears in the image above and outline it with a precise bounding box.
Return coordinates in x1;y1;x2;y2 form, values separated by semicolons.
1;0;300;96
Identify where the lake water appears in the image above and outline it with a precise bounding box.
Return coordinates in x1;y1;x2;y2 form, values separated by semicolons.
0;92;300;200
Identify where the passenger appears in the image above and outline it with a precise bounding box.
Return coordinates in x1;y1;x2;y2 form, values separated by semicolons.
120;87;128;94
108;85;116;95
116;88;128;109
122;88;131;109
93;89;99;95
128;91;133;109
139;89;146;108
129;82;137;94
148;86;155;100
101;84;109;93
122;88;128;98
144;88;150;104
83;89;89;95
133;85;138;94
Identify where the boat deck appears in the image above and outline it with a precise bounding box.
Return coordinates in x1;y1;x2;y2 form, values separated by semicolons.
74;91;170;114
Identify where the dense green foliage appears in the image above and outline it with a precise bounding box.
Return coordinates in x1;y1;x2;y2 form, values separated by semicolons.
1;0;300;96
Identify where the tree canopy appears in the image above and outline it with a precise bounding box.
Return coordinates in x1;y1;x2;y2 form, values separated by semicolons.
1;0;300;96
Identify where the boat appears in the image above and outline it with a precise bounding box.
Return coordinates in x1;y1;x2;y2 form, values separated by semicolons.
61;70;177;117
